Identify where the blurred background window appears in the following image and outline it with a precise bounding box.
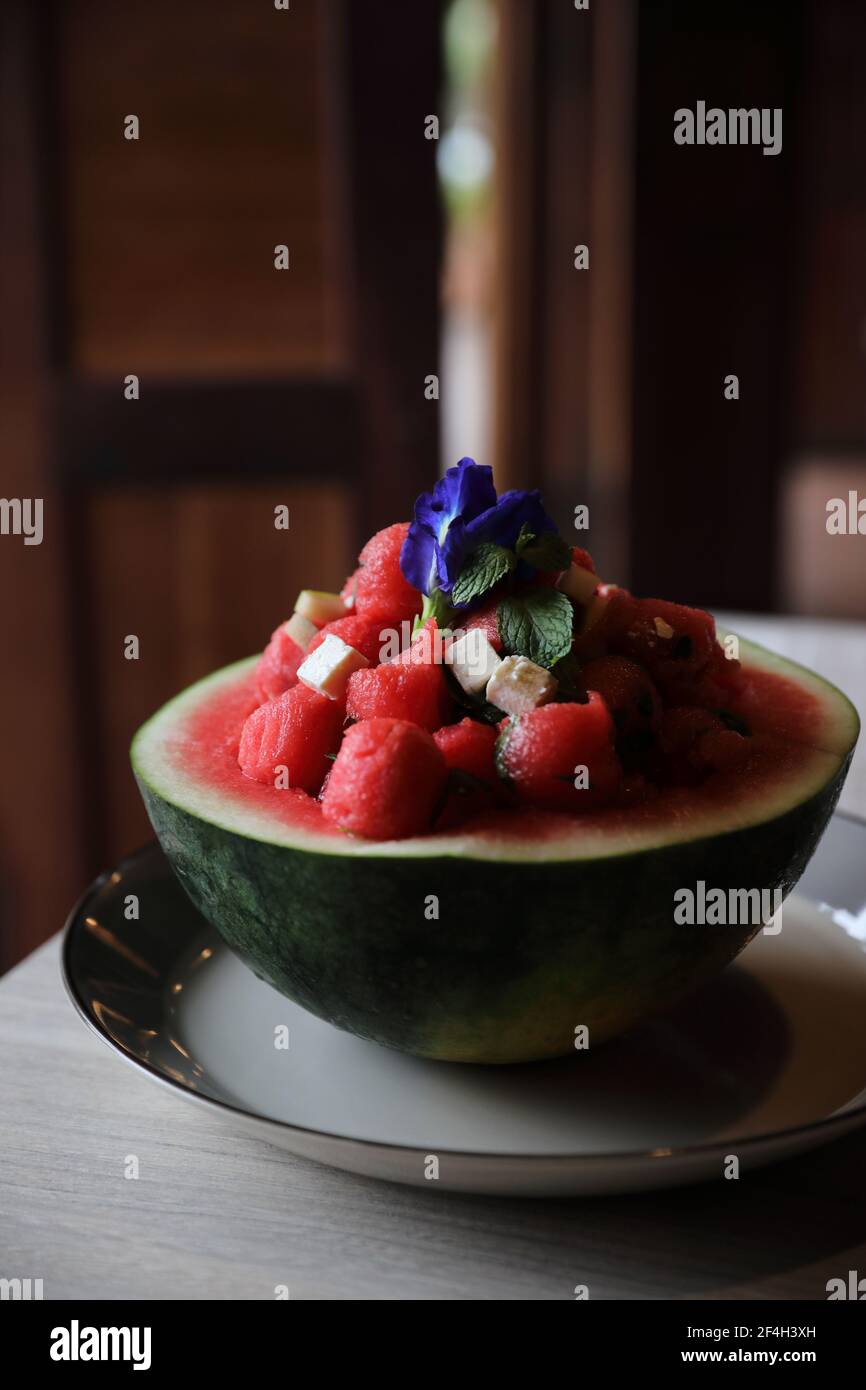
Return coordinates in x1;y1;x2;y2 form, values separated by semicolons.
438;0;497;473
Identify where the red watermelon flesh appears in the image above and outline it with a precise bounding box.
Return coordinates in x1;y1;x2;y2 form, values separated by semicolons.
395;617;450;666
254;622;307;702
697;728;751;773
459;597;503;653
346;656;451;732
340;568;361;610
142;636;856;854
321;718;447;840
354;522;422;624
571;547;595;573
498;696;623;812
434;718;499;785
652;707;749;782
238;683;344;791
616;598;715;672
653;706;728;785
581;655;662;740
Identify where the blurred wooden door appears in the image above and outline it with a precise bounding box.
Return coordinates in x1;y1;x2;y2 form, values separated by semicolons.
493;0;842;616
0;0;443;969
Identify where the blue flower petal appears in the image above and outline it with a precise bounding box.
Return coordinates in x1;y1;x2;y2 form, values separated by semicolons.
414;457;496;543
494;489;558;543
442;457;497;530
399;521;432;593
400;461;560;600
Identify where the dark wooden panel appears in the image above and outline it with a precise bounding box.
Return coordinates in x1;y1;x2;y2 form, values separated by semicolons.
630;0;803;611
54;379;360;486
535;0;595;538
56;0;342;376
794;0;866;448
492;0;545;496
0;1;85;972
338;0;444;535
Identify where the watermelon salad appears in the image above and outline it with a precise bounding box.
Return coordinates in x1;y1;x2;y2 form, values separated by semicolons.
228;460;797;840
132;459;858;1062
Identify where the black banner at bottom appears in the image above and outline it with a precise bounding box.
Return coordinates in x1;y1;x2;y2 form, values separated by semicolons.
4;1297;864;1373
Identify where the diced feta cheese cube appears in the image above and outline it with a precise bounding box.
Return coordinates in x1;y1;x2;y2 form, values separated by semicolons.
284;612;317;651
448;629;502;696
486;654;558;715
654;616;675;639
558;561;598;606
297;633;369;700
294;589;348;625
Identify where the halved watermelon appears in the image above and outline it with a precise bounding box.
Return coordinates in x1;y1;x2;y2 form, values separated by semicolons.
131;632;858;1063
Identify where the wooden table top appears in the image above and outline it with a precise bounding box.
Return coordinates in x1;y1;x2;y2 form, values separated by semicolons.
2;613;865;1300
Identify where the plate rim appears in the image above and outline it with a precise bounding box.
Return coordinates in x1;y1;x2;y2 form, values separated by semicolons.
60;813;866;1172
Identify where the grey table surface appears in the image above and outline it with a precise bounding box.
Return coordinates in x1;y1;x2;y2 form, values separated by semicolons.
2;614;865;1301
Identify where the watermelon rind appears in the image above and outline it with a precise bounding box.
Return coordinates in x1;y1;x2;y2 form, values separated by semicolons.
131;636;858;1063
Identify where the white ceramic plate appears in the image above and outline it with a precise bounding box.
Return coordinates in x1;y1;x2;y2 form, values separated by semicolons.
63;814;866;1195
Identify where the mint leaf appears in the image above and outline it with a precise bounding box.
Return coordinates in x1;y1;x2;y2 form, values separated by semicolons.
497;589;573;669
451;542;515;607
517;529;572;573
514;524;536;555
414;587;455;633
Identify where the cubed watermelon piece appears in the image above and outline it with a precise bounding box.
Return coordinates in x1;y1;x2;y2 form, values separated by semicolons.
615;598;716;681
433;718;498;785
660;705;725;752
306;614;388;666
459;596;503;653
696;728;751;773
653;706;727;785
346;653;451;732
355;522;422;624
254;622;307;702
321;718;447;840
581;655;662;740
238;683;344;791
497;695;622;810
685;640;745;709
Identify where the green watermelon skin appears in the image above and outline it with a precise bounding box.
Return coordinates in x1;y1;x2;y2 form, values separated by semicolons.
137;752;851;1064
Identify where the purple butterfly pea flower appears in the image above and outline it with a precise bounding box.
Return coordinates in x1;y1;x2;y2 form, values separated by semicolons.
400;457;557;606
